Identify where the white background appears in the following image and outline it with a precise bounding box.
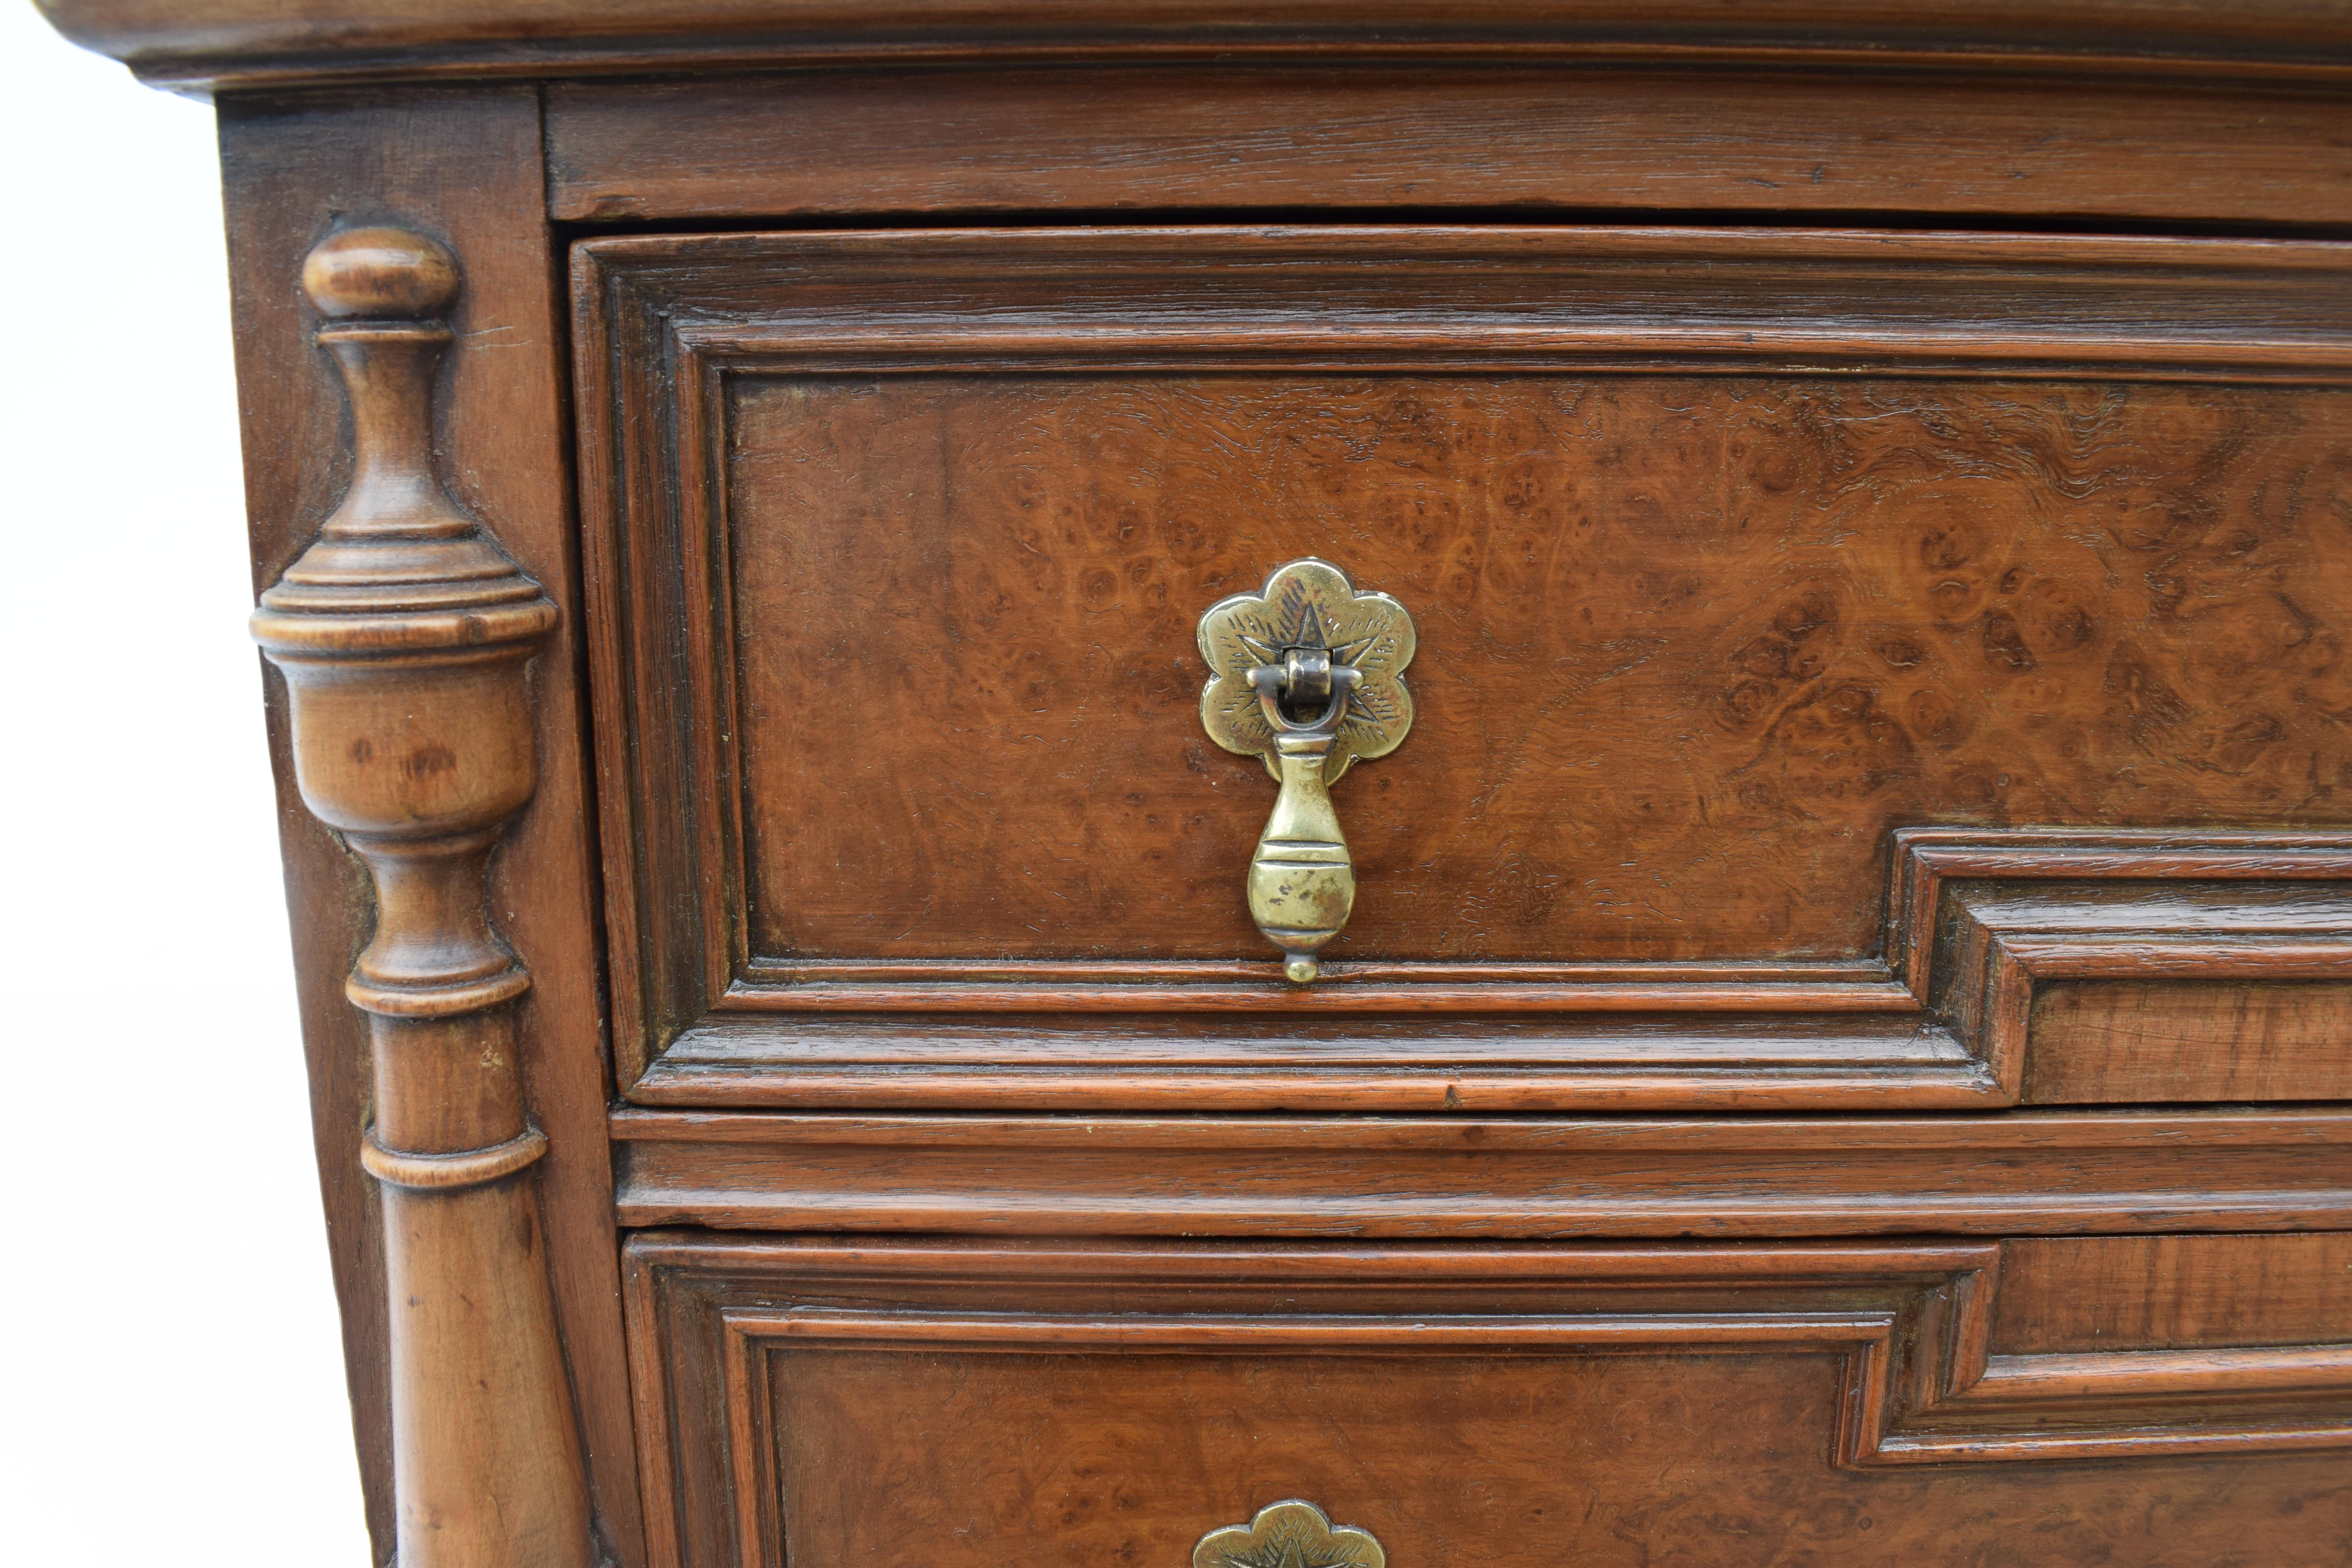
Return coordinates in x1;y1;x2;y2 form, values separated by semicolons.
1;6;376;1561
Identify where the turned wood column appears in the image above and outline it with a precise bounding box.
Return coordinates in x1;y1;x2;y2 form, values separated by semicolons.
251;226;598;1568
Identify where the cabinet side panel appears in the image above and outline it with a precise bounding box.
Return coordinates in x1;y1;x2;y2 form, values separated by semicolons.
217;85;644;1568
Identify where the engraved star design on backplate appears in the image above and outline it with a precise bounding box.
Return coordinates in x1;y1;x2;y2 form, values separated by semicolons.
1198;559;1417;784
1192;1501;1388;1568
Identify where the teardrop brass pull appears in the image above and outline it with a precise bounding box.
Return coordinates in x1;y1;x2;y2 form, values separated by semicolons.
1198;559;1417;983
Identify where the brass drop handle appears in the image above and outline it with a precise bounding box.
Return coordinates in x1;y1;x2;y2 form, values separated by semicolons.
1247;658;1360;983
1199;559;1417;984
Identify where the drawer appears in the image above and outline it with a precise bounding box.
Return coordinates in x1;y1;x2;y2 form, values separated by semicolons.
624;1234;2352;1568
574;226;2352;1111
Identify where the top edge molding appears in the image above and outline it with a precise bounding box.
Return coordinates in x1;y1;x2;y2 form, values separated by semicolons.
37;1;2352;92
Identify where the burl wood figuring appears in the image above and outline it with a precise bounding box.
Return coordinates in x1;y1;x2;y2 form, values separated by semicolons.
35;4;2352;1566
249;227;596;1568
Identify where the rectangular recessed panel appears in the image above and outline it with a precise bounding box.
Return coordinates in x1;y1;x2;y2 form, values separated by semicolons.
763;1350;1827;1565
1994;1234;2352;1353
2022;981;2352;1103
729;374;2351;963
629;1236;2352;1568
578;230;2352;1082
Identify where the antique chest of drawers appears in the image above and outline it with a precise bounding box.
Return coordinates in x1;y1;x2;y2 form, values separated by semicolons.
40;3;2352;1564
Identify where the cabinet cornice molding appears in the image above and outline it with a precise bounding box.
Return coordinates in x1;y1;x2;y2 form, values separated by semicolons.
37;0;2352;92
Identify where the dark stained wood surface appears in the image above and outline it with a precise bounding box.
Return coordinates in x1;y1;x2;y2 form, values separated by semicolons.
251;221;597;1568
755;1355;2341;1565
52;10;2352;1560
609;1107;2352;1234
1994;1233;2352;1351
628;830;2352;1110
632;1011;1998;1112
624;1235;2352;1568
1920;868;2352;1102
577;228;2352;1102
44;0;2352;88
2025;981;2352;1101
550;65;2352;226
218;88;644;1568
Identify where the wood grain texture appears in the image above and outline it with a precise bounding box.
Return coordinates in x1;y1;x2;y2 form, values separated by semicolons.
42;0;2352;89
634;1010;1991;1112
550;65;2352;226
1993;1234;2352;1352
1928;881;2352;1100
218;89;642;1568
626;829;2352;1109
63;15;2352;1564
578;226;2352;1102
2027;981;2352;1100
722;374;2348;962
609;1107;2352;1234
252;221;596;1568
623;1235;2352;1568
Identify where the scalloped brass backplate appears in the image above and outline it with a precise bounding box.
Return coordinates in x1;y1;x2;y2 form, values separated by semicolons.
1194;1500;1387;1568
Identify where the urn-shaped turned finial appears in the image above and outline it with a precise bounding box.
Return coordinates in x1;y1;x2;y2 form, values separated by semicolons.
252;226;559;1012
253;225;554;642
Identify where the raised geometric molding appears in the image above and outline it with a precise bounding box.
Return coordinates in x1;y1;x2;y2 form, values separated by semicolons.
1889;828;2352;1103
715;1311;2350;1467
1881;1344;2352;1463
632;1009;1987;1113
1887;829;2352;1000
632;824;2352;1110
576;225;2352;1107
621;1236;2352;1568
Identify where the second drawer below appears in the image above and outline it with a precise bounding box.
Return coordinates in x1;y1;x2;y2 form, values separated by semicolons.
626;1232;2352;1568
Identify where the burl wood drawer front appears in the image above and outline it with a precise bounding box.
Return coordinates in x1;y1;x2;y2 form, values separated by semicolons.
624;1236;2352;1568
574;228;2352;1110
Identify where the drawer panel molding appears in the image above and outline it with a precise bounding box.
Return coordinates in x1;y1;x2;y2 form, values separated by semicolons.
576;227;2352;1110
1895;828;2352;1103
623;1236;2352;1568
636;826;2352;1109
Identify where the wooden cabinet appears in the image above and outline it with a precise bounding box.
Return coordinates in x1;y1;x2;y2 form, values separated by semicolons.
39;4;2352;1563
